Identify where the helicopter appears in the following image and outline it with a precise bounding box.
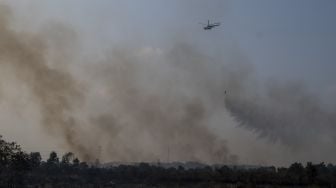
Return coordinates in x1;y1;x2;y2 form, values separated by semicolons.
199;20;220;30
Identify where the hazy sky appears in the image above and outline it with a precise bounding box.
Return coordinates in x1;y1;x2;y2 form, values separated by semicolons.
0;0;336;165
6;0;336;85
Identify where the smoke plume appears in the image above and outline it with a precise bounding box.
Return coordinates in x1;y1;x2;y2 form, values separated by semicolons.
1;4;335;165
80;43;239;163
0;5;236;163
225;81;336;151
0;5;91;160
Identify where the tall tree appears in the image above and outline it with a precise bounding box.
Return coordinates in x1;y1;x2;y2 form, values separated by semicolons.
47;151;59;165
61;152;74;166
29;152;42;169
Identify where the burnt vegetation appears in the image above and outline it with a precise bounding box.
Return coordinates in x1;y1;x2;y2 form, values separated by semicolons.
1;136;336;188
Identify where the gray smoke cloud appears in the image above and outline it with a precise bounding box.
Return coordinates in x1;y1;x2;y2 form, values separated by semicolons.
0;5;237;164
80;43;238;163
0;5;92;160
225;81;336;151
0;4;335;165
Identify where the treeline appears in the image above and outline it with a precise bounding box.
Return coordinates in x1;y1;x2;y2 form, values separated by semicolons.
1;135;336;188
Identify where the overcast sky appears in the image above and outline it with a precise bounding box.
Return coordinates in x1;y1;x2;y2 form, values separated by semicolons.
9;0;335;84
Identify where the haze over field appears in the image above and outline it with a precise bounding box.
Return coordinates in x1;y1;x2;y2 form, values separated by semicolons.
0;0;335;166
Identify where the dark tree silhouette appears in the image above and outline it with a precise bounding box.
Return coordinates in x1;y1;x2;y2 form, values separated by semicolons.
47;151;59;165
2;135;336;188
61;152;74;166
29;152;42;169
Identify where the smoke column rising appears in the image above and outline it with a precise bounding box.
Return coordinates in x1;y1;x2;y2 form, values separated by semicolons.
0;5;237;163
0;5;92;160
0;4;335;165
